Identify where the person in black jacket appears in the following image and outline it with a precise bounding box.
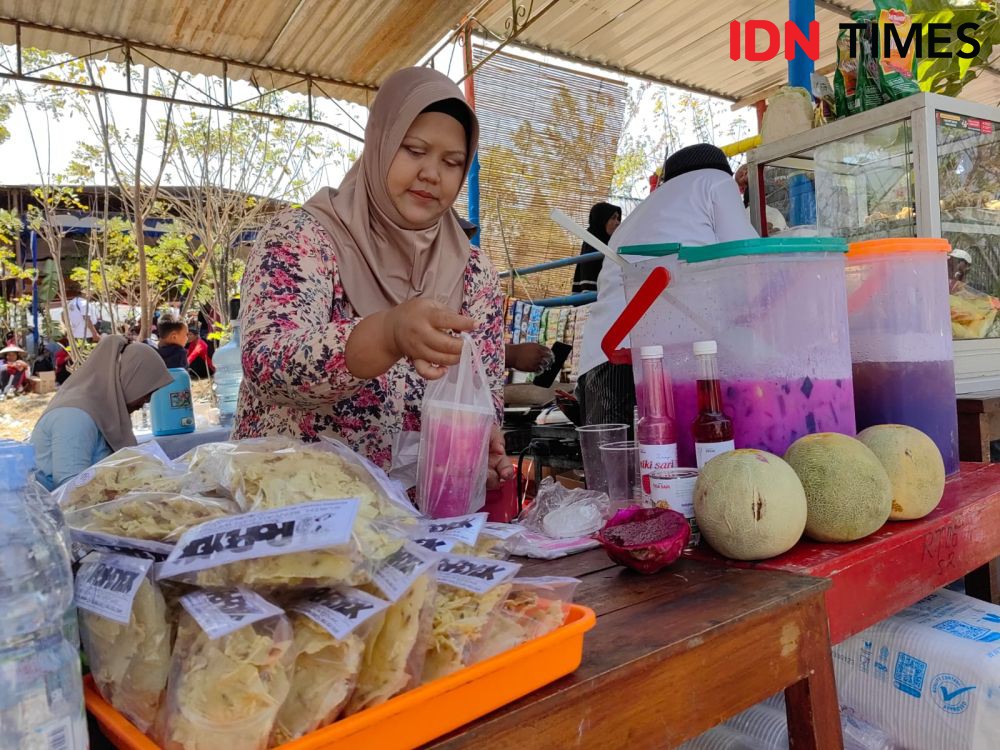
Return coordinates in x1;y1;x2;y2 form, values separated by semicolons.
571;202;621;295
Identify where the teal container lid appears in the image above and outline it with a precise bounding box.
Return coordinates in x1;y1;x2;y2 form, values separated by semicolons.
679;237;847;264
617;242;681;257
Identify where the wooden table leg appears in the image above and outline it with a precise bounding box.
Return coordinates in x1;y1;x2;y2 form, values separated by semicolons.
958;412;990;463
965;558;1000;605
784;598;844;750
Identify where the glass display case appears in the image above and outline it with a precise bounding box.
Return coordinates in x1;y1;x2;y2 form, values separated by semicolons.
748;93;1000;392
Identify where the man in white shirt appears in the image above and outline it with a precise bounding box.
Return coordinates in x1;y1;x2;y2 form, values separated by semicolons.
64;280;100;344
576;143;758;428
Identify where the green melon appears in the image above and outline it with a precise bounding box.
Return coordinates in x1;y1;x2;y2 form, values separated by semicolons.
857;425;945;521
694;450;807;560
783;433;892;543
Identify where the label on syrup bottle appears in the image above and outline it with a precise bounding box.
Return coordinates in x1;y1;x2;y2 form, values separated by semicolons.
695;440;736;469
639;442;677;502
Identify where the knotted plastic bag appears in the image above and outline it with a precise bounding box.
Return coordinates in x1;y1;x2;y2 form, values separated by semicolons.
416;334;494;518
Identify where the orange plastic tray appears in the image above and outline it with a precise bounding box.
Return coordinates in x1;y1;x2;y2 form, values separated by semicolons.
87;603;596;750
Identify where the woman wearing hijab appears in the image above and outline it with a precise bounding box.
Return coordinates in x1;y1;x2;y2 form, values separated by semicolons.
30;335;172;489
234;67;511;488
571;202;622;295
576;144;757;428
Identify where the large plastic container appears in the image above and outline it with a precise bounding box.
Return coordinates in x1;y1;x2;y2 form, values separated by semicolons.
150;367;195;436
608;238;855;465
846;238;959;475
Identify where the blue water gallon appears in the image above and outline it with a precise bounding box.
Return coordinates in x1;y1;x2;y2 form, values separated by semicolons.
150;367;195;436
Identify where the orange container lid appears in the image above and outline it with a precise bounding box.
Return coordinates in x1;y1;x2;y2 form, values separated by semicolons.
847;238;951;259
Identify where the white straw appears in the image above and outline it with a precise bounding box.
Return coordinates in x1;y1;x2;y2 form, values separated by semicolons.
550;209;629;269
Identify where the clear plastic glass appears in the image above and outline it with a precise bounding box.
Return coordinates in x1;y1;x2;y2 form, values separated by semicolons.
576;424;628;495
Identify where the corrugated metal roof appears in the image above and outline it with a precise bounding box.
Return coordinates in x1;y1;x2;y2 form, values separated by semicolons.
0;0;482;105
473;0;1000;107
2;0;997;110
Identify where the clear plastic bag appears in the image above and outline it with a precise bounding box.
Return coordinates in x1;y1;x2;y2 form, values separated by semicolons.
55;443;186;512
174;441;239;496
476;576;580;662
416;334;495;518
65;492;238;543
79;576;173;732
156;611;294;750
517;477;609;538
270;589;389;745
346;571;438;714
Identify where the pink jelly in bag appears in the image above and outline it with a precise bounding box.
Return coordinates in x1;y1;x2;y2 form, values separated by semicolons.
417;334;495;518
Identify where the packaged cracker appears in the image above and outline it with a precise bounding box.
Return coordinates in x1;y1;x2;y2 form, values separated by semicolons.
157;589;293;750
56;443;185;512
65;492;237;543
477;576;580;661
76;552;173;732
420;555;521;683
346;541;441;713
271;587;389;744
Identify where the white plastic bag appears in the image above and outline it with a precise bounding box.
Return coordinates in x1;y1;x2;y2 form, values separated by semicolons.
416;334;494;518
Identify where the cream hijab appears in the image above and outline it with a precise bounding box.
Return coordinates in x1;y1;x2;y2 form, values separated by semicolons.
42;335;172;451
303;67;479;316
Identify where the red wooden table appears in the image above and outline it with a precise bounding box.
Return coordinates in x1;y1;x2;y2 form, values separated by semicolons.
689;462;1000;644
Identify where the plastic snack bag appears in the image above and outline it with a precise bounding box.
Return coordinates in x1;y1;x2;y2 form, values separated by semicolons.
270;587;390;744
346;542;441;714
416;334;495;518
174;441;239;496
76;553;173;732
476;577;580;662
55;443;185;512
156;498;370;589
421;554;521;683
157;589;294;750
65;492;238;543
872;0;921;102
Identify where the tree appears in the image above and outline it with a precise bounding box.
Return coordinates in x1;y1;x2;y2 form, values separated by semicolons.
912;1;999;97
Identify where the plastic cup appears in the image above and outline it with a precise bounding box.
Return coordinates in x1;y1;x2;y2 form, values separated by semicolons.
576;424;628;495
600;440;641;513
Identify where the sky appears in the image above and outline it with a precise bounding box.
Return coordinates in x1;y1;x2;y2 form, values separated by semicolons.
0;37;756;206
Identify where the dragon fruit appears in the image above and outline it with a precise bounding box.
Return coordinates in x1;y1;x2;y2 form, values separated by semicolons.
595;506;690;574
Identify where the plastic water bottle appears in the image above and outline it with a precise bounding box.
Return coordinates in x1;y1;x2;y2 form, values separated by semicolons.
213;298;243;428
0;441;87;749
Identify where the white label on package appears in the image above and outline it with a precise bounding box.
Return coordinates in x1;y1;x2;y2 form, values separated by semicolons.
293;587;390;640
158;498;360;580
371;541;440;602
71;529;174;561
411;535;458;554
75;552;153;624
436;554;521;594
180;587;284;639
410;513;488;546
482;522;525;540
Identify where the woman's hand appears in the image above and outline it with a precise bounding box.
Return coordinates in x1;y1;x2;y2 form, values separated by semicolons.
486;425;513;490
385;299;475;380
505;342;554;374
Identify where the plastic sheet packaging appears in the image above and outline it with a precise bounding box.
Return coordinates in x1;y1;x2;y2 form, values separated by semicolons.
65;492;238;543
477;576;580;661
518;477;609;538
55;443;185;512
156;498;375;590
416;334;494;518
174;441;239;496
79;576;173;733
420;555;522;683
156;607;294;750
270;588;389;745
346;571;437;715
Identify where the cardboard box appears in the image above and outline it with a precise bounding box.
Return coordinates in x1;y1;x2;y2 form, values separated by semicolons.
29;371;56;394
833;588;1000;750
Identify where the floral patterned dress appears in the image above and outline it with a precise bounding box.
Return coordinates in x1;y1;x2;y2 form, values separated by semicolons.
233;209;505;472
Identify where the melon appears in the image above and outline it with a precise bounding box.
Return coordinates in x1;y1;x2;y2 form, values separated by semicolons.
693;450;807;561
783;433;892;543
857;425;945;521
